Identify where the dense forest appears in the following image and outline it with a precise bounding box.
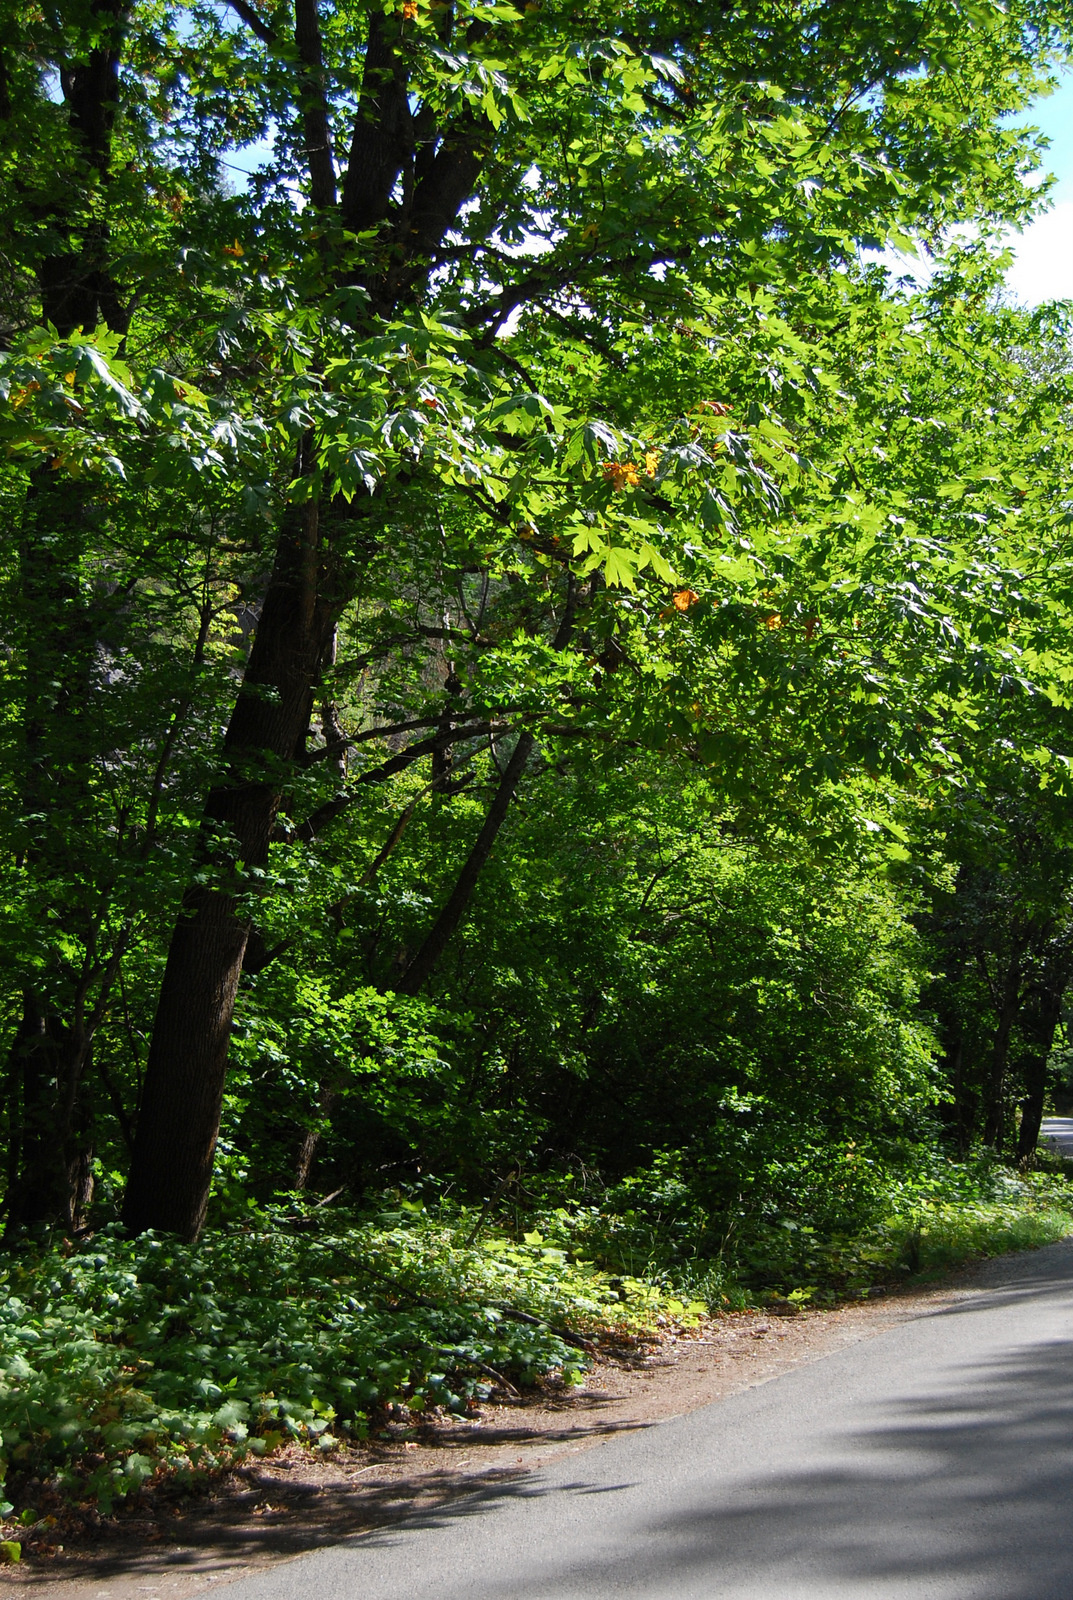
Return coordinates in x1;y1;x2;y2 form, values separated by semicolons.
2;0;1073;1538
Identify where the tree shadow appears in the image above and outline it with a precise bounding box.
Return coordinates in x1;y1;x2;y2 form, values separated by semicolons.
16;1402;652;1587
441;1334;1073;1598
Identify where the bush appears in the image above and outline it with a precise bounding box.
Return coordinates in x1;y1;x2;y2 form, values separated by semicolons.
532;1150;1073;1307
0;1202;683;1519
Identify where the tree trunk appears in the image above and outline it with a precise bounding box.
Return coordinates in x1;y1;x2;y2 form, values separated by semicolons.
294;1084;340;1191
927;866;979;1156
982;937;1029;1150
397;731;535;996
396;578;575;997
939;1025;976;1158
120;0;528;1232
122;498;338;1237
1015;972;1068;1167
2;0;129;1231
8;476;101;1228
3;993;94;1233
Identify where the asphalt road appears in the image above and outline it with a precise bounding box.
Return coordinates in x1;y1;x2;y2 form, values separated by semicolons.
224;1238;1073;1600
1039;1116;1073;1158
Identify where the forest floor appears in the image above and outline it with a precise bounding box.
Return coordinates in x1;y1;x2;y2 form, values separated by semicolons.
3;1270;991;1600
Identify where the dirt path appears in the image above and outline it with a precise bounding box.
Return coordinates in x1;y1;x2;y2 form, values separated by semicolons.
2;1276;981;1600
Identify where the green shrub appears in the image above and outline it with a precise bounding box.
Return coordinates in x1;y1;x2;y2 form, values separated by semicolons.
0;1203;678;1519
534;1150;1073;1306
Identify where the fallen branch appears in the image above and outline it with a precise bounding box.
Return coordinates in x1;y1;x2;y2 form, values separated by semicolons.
340;1253;598;1356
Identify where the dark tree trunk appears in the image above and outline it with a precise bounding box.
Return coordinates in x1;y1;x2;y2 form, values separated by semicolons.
5;997;69;1229
7;468;107;1228
939;1025;976;1158
122;0;505;1234
2;0;128;1231
39;0;129;339
1015;972;1068;1167
4;993;94;1233
924;865;977;1156
294;1084;339;1191
982;937;1029;1151
123;500;339;1237
933;935;973;1155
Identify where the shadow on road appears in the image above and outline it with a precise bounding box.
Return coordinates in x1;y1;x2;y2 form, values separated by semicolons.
349;1327;1073;1597
623;1337;1073;1598
14;1405;652;1589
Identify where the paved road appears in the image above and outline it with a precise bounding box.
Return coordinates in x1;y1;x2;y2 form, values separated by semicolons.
225;1239;1073;1600
1039;1116;1073;1157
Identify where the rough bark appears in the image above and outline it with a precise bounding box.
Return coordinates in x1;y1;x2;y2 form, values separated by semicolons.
294;1084;339;1190
41;0;130;338
124;0;496;1234
294;0;337;210
122;498;339;1237
340;12;412;234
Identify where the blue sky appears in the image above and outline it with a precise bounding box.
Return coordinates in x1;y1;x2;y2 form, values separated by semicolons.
1004;69;1073;303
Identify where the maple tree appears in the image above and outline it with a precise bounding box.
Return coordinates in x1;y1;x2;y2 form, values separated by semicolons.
0;0;1071;1241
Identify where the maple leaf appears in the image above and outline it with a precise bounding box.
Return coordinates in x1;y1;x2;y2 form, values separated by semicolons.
602;461;641;491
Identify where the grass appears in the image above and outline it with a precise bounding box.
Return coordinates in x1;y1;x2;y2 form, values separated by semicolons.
532;1156;1073;1310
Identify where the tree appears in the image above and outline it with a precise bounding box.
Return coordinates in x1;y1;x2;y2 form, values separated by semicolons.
0;0;1069;1235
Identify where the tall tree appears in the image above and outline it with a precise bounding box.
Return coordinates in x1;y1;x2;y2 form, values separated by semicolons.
1;0;1069;1235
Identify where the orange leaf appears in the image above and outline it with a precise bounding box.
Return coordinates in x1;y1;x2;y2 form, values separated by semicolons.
602;460;641;491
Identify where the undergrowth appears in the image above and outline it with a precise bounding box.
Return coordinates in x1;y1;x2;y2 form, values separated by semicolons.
0;1202;691;1529
1;1153;1070;1544
539;1153;1073;1309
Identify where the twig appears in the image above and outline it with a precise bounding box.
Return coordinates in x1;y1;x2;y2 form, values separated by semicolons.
343;1255;597;1354
464;1167;519;1247
488;1303;596;1355
429;1349;520;1399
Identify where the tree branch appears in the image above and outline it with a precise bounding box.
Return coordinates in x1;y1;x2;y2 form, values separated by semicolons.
296;720;499;845
397;577;578;995
396;729;535;995
340;12;411;233
463;247;694;335
225;0;277;46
